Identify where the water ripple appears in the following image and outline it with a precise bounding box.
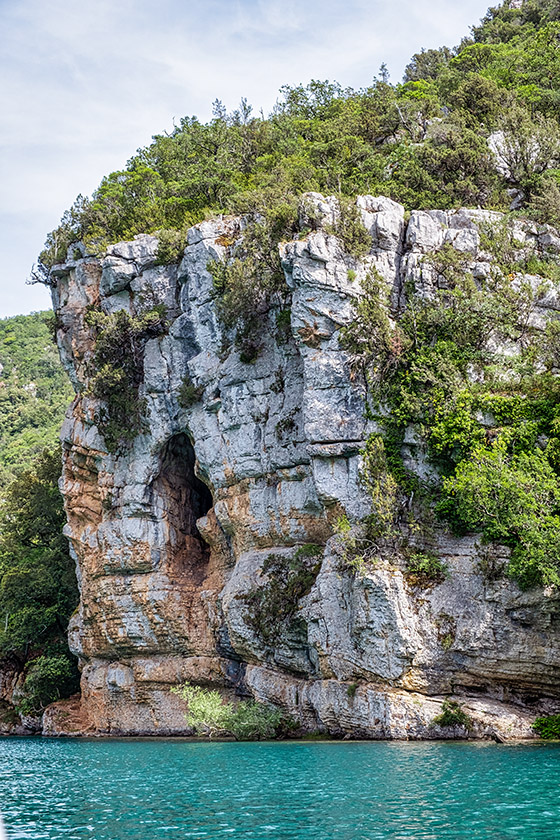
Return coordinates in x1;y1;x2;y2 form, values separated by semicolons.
0;739;559;839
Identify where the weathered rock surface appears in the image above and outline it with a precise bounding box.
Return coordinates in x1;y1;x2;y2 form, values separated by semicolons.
46;196;560;739
0;660;42;735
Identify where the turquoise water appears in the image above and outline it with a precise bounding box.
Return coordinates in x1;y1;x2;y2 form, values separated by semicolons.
0;739;559;839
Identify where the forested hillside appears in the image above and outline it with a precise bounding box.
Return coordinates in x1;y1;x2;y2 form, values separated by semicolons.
39;0;560;271
0;313;72;492
0;315;77;718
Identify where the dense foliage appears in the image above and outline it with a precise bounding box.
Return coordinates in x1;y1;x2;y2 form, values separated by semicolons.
533;713;560;738
432;700;473;730
0;313;72;492
343;219;560;588
0;315;78;714
0;449;79;712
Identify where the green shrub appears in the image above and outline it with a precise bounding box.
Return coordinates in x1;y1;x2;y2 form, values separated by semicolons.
359;434;399;538
326;198;371;259
172;683;230;735
171;682;288;740
17;654;80;715
275;308;292;344
208;204;295;362
438;442;560;588
340;268;408;390
178;373;203;408
405;551;447;585
227;700;287;741
85;306;167;453
432;699;472;730
533;714;560;740
155;228;187;265
333;514;377;577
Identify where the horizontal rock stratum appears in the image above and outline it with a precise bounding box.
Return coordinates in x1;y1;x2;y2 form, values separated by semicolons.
48;194;560;739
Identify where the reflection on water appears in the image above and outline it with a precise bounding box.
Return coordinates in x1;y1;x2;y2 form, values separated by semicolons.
0;738;559;839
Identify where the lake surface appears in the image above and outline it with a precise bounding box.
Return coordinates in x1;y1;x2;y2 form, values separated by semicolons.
0;738;559;839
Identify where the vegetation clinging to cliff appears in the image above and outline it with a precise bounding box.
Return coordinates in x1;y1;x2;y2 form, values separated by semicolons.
85;306;168;453
207;203;296;362
243;545;323;646
344;221;560;589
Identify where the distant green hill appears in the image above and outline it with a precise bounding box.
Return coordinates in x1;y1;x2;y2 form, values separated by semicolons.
0;312;72;493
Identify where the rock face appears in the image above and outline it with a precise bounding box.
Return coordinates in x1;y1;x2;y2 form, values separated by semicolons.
49;194;560;739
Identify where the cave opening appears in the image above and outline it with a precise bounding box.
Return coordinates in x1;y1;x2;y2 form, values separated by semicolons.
156;433;213;573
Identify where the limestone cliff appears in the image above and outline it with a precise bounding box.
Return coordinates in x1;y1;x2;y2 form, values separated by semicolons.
48;194;560;739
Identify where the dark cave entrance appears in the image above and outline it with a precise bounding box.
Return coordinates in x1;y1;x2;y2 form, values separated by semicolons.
156;433;213;575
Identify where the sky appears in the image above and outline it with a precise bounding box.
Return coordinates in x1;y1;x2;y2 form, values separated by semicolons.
0;0;493;318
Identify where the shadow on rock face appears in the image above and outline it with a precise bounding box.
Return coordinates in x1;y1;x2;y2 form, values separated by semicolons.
153;433;214;583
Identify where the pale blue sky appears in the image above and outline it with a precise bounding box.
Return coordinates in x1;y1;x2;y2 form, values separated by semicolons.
0;0;492;317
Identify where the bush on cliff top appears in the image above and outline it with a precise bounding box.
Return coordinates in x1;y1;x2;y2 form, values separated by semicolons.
38;1;560;276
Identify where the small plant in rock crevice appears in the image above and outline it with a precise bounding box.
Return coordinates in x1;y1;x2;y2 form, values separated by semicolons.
405;551;447;587
84;306;168;453
347;682;358;699
275;408;298;441
178;372;204;408
243;545;324;646
333;515;374;577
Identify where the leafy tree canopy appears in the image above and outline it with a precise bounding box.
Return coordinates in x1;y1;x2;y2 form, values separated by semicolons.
0;448;79;662
0;313;72;493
